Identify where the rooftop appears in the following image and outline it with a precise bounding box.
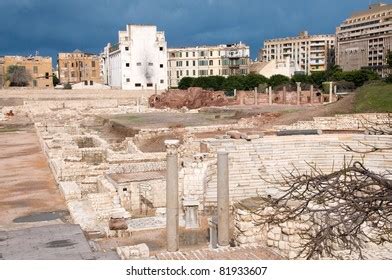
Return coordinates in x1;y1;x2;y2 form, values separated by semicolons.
264;32;335;43
350;3;392;18
168;42;249;51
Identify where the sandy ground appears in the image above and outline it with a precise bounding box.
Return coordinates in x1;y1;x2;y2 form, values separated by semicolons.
0;129;68;230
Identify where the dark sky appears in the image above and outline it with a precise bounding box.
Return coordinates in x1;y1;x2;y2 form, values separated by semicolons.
0;0;383;64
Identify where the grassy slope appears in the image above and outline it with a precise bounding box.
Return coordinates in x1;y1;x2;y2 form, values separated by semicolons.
354;82;392;113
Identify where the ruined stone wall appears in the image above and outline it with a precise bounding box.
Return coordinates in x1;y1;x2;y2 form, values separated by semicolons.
236;90;327;105
274;113;390;131
233;203;392;260
189;134;391;207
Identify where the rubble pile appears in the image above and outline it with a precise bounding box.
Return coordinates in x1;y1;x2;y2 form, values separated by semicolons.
149;87;231;109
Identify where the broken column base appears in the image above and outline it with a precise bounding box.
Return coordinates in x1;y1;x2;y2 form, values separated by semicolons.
183;199;199;229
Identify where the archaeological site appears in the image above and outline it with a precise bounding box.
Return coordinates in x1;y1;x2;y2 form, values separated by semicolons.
0;87;391;260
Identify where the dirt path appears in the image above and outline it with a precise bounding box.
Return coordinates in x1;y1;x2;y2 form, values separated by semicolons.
0;130;68;230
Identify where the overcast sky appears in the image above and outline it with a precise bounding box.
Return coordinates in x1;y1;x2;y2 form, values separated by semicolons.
0;0;383;64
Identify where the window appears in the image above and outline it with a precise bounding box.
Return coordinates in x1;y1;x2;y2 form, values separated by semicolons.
160;64;164;68
193;52;196;57
71;71;75;77
126;63;130;67
147;83;153;87
125;47;129;51
186;61;189;67
135;83;141;87
64;62;68;68
159;47;164;51
148;62;153;66
186;70;189;76
186;52;189;57
200;51;205;57
84;80;88;85
210;51;213;56
209;60;213;66
210;69;213;75
137;62;142;66
193;70;196;76
176;61;183;67
193;61;196;66
90;81;93;85
45;72;49;79
33;80;37;87
199;70;208;76
33;66;38;74
71;63;74;67
199;60;208;66
126;78;130;82
160;79;164;84
92;61;96;67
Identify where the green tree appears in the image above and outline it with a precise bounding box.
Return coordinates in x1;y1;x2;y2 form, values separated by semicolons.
6;65;31;87
52;74;60;87
269;74;290;88
222;75;246;91
291;73;311;84
178;77;194;89
310;71;327;87
243;74;269;90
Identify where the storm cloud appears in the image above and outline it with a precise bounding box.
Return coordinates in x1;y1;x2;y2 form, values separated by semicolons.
0;0;375;62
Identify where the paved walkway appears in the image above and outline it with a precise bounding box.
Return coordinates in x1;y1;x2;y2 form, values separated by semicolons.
0;130;67;230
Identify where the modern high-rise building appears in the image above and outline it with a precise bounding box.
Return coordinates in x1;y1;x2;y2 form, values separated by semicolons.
57;50;102;85
336;3;392;76
168;43;250;88
102;24;168;90
0;55;53;88
260;31;336;74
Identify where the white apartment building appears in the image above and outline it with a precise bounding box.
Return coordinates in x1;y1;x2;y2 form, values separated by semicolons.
102;25;168;90
260;31;336;74
168;43;250;88
336;3;392;76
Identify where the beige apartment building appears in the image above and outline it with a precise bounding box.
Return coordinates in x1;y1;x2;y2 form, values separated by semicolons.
260;31;336;74
336;3;392;76
168;43;250;88
0;55;53;88
58;50;102;85
0;56;4;89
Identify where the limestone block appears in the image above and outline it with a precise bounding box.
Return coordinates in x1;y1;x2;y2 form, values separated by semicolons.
270;226;282;234
227;131;242;140
267;231;275;240
288;251;298;259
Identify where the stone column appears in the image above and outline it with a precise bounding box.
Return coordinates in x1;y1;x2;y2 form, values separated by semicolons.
217;149;230;247
329;82;333;104
283;86;287;104
268;86;272;105
296;82;301;105
334;85;337;95
233;89;237;97
310;85;314;105
254;87;258;105
165;140;180;252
